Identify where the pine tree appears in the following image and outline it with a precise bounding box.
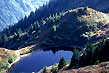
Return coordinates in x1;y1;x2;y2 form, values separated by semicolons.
58;57;66;70
68;49;80;69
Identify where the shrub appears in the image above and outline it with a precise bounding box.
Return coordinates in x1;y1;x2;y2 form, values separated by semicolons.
8;55;17;63
0;62;9;70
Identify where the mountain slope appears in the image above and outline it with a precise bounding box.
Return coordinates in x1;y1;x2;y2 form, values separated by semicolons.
0;7;109;50
9;0;109;33
0;0;49;31
39;7;109;49
1;0;109;31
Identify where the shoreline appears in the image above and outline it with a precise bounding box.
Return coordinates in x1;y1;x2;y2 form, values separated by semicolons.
21;52;31;58
7;52;31;72
7;50;44;73
0;45;36;73
38;64;58;73
7;56;21;72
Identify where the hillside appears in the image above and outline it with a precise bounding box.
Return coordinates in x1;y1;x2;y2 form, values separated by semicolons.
1;0;109;73
39;7;109;49
0;48;20;73
39;61;109;73
1;0;109;35
0;7;109;50
0;1;109;73
0;0;49;31
0;45;36;73
59;62;109;73
39;38;109;73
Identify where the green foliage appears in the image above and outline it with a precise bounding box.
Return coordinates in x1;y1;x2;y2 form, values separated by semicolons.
73;49;81;60
68;39;109;69
94;60;99;65
52;25;59;32
0;5;64;49
69;49;80;68
8;55;17;63
79;43;98;66
51;67;58;73
85;43;97;58
3;34;8;42
82;31;96;40
17;28;23;36
58;57;67;70
41;19;46;25
0;62;9;70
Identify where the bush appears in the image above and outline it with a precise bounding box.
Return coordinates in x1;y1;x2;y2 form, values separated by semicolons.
8;55;17;63
0;62;9;70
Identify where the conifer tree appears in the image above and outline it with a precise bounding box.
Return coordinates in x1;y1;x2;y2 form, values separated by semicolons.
58;57;66;70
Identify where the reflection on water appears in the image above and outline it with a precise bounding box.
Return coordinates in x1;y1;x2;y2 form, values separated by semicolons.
9;50;72;72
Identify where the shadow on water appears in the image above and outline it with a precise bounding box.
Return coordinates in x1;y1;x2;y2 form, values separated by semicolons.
43;46;81;53
9;47;73;73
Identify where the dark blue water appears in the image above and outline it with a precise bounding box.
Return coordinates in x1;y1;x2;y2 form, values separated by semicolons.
9;50;72;73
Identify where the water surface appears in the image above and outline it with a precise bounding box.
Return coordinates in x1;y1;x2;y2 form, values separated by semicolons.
9;50;72;72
